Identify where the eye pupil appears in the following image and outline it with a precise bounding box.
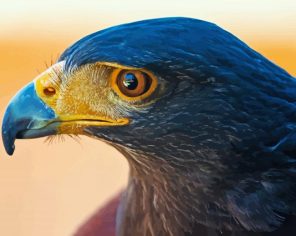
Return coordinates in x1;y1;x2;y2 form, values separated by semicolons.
116;70;154;98
123;73;138;90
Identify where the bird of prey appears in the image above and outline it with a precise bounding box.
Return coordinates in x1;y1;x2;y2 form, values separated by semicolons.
2;17;296;236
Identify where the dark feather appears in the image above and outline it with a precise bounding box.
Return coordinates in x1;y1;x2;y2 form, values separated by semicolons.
60;17;296;235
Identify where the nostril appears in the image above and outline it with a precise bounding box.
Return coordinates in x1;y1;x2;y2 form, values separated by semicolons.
43;87;56;96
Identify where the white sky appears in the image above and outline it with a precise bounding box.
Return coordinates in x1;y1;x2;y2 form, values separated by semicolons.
0;0;295;41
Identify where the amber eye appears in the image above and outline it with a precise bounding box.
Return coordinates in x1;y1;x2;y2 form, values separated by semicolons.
117;70;151;97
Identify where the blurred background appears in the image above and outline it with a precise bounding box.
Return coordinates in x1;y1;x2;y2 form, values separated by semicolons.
0;0;295;235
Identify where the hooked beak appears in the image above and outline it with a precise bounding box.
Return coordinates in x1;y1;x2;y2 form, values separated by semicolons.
2;82;57;155
1;61;130;156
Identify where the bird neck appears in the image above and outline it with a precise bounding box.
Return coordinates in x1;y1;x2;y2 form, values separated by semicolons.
114;146;228;236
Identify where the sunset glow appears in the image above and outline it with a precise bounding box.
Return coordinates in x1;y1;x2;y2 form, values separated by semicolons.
0;1;295;235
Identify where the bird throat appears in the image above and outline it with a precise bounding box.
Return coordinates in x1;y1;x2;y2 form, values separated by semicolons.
113;146;234;236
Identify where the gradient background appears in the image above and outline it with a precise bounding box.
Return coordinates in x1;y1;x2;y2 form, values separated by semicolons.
0;0;295;235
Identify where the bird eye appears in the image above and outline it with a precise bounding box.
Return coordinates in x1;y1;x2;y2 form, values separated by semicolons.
111;67;157;102
117;70;152;97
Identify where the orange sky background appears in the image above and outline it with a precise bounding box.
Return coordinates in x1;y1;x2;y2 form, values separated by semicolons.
0;1;295;235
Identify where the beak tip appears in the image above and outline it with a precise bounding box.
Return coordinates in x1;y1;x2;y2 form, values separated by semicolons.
5;145;15;156
2;129;15;156
2;107;16;156
1;81;56;156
